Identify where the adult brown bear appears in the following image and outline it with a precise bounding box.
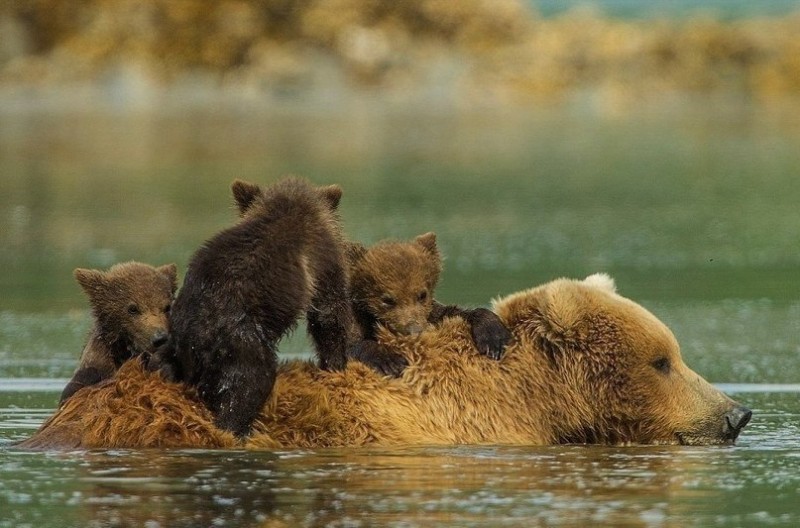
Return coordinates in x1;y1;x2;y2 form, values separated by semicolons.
19;274;751;449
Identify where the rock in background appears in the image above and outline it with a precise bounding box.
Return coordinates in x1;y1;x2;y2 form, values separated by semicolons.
1;0;798;107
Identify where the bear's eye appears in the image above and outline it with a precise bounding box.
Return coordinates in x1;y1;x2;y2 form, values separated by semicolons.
381;295;396;308
652;357;671;374
163;304;171;314
127;304;141;316
417;290;428;302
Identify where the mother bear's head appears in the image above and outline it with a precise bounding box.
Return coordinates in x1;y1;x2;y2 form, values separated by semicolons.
493;273;751;446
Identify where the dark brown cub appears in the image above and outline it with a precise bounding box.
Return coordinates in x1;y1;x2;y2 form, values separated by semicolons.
154;176;356;437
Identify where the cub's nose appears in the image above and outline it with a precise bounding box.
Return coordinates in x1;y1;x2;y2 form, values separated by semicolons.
723;406;752;440
402;323;424;337
151;330;168;348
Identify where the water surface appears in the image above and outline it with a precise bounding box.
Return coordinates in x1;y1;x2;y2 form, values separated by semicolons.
1;388;798;527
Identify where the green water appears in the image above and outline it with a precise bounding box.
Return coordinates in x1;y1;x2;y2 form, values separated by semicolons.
1;98;800;525
533;0;800;19
0;390;798;527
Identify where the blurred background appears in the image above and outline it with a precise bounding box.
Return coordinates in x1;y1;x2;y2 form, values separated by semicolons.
1;0;800;383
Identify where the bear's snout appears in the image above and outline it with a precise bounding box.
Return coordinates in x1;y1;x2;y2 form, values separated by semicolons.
383;310;427;337
398;323;424;336
722;405;752;441
150;330;168;348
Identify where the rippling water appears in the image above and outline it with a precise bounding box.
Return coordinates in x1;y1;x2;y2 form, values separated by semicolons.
1;388;798;527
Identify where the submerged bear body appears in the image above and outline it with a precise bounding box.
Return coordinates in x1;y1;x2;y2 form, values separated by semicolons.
21;275;751;450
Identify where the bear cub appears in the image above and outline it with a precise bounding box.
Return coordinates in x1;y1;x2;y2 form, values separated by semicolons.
152;177;357;438
347;232;512;376
59;261;178;405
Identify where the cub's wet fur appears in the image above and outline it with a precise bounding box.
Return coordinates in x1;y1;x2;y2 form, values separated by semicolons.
152;177;357;438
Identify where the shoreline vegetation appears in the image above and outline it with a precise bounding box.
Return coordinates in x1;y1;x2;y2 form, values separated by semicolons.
1;0;799;111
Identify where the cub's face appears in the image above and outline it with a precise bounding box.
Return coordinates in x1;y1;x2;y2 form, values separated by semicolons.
75;262;178;360
349;233;442;336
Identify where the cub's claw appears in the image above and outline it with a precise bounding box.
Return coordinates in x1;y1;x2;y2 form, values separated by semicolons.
348;340;409;378
142;343;179;381
467;308;512;360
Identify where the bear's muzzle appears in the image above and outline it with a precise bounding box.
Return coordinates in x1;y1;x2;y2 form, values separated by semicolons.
722;405;752;441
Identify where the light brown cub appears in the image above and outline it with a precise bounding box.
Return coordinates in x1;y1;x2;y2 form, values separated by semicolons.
347;232;511;375
59;261;177;405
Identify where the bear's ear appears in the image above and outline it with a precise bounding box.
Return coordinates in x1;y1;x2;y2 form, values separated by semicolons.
74;268;107;300
318;184;343;210
345;241;368;264
584;273;616;294
231;179;262;214
157;263;179;293
414;232;440;259
414;232;439;258
528;310;579;361
495;281;587;362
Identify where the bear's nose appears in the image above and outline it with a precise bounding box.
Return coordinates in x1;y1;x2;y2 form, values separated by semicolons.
722;406;752;440
402;323;424;337
151;330;168;349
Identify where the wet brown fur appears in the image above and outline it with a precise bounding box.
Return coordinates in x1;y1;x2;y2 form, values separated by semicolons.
19;275;749;449
59;261;178;405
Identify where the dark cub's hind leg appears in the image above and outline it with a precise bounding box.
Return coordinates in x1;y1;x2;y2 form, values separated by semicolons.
306;263;356;372
197;336;277;438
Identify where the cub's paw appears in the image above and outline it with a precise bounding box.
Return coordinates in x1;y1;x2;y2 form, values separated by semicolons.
467;308;513;360
142;344;179;381
348;340;408;378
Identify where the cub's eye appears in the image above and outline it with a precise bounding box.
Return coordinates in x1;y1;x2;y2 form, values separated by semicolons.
417;290;428;302
652;357;671;374
163;304;171;314
381;295;396;308
127;304;141;316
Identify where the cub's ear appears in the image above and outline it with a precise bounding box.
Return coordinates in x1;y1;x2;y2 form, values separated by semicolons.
231;179;262;214
345;241;368;264
157;263;179;293
318;184;343;210
414;232;439;258
74;268;106;299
